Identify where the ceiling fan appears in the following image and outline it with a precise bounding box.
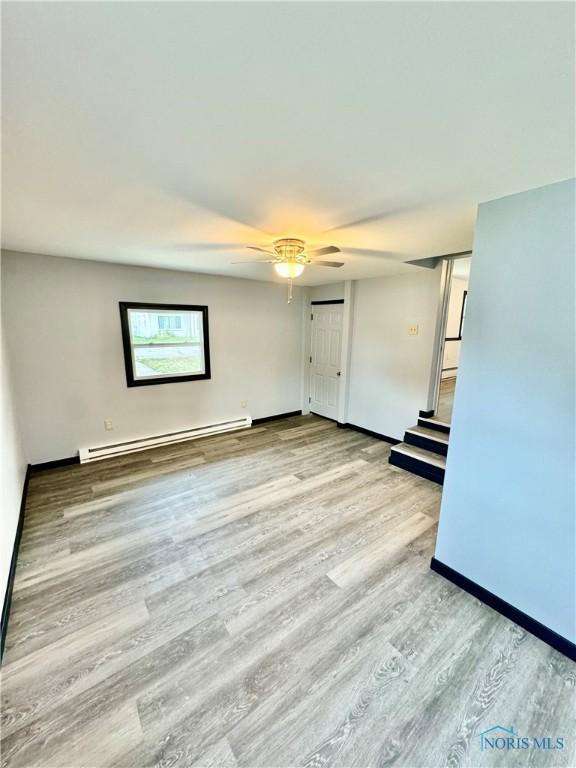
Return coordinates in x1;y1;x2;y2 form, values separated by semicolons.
233;238;344;302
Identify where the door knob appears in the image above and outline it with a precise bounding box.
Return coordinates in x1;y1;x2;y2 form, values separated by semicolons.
337;371;341;377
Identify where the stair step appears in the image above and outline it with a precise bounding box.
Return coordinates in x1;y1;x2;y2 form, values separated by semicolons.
406;425;449;443
389;442;446;485
417;417;451;435
404;425;449;456
390;443;446;468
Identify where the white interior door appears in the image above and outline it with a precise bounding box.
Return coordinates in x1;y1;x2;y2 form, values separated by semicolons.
310;304;343;420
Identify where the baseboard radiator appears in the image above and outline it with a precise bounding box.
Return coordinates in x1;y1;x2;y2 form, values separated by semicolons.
79;416;252;463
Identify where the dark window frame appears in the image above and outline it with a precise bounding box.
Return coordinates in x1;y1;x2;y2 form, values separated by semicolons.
119;301;211;387
445;290;468;342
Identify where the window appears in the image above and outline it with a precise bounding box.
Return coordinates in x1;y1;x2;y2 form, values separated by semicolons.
158;315;182;332
119;302;211;386
458;290;468;338
445;290;468;342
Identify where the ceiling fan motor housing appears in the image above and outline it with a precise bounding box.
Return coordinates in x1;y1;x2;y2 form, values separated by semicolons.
273;238;307;262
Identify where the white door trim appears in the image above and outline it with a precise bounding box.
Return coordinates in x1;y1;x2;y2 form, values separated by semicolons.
426;259;453;413
303;281;355;423
309;302;344;421
300;287;312;415
337;281;355;424
426;252;472;414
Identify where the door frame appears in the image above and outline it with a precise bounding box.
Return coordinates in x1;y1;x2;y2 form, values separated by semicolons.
304;281;355;423
308;299;344;421
426;252;472;416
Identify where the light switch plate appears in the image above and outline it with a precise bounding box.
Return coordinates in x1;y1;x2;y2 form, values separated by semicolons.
408;324;419;336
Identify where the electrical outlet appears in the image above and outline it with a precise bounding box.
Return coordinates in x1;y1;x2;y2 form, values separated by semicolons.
104;419;113;431
241;401;248;408
408;324;419;336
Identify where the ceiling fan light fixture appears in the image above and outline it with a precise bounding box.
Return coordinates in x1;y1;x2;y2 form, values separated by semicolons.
274;261;305;279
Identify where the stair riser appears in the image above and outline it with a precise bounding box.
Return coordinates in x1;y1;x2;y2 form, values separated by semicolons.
404;432;448;456
417;418;450;435
389;452;445;485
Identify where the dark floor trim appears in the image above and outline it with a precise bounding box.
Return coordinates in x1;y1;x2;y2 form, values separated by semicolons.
1;464;31;662
337;422;400;445
430;558;576;662
419;409;435;418
30;456;80;472
311;412;338;424
310;299;344;305
252;410;302;425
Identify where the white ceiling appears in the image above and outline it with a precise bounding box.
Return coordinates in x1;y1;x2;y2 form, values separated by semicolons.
2;2;574;285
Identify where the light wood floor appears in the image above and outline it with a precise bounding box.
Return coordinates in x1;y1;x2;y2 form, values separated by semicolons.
437;377;456;423
1;416;574;768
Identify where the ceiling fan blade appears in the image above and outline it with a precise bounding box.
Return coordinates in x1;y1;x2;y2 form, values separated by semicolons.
303;245;341;257
231;259;277;264
310;260;345;268
247;246;276;255
323;204;415;233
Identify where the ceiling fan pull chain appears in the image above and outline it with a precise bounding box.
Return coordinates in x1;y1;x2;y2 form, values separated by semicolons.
288;278;293;304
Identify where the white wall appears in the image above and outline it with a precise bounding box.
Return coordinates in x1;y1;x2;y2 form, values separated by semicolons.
347;268;442;439
0;254;27;610
435;179;575;642
442;276;469;376
2;251;305;464
310;282;345;302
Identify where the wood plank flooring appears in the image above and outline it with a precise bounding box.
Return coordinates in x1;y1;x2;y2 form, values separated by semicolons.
1;415;574;767
437;377;456;423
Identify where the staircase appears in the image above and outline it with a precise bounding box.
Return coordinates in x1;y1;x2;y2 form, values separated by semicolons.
389;416;450;484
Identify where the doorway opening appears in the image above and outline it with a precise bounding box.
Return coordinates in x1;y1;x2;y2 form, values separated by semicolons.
436;256;472;423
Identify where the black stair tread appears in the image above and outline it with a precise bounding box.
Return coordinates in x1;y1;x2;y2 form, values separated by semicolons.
390;442;447;469
405;425;449;443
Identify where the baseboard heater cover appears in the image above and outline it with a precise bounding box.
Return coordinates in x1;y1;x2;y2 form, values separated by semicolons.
79;416;252;463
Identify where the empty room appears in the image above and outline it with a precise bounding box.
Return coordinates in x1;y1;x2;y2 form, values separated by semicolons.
1;2;574;767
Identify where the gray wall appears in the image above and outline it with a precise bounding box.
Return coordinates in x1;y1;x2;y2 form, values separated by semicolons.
0;254;27;607
435;178;575;642
347;268;442;439
310;283;345;302
2;252;305;464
